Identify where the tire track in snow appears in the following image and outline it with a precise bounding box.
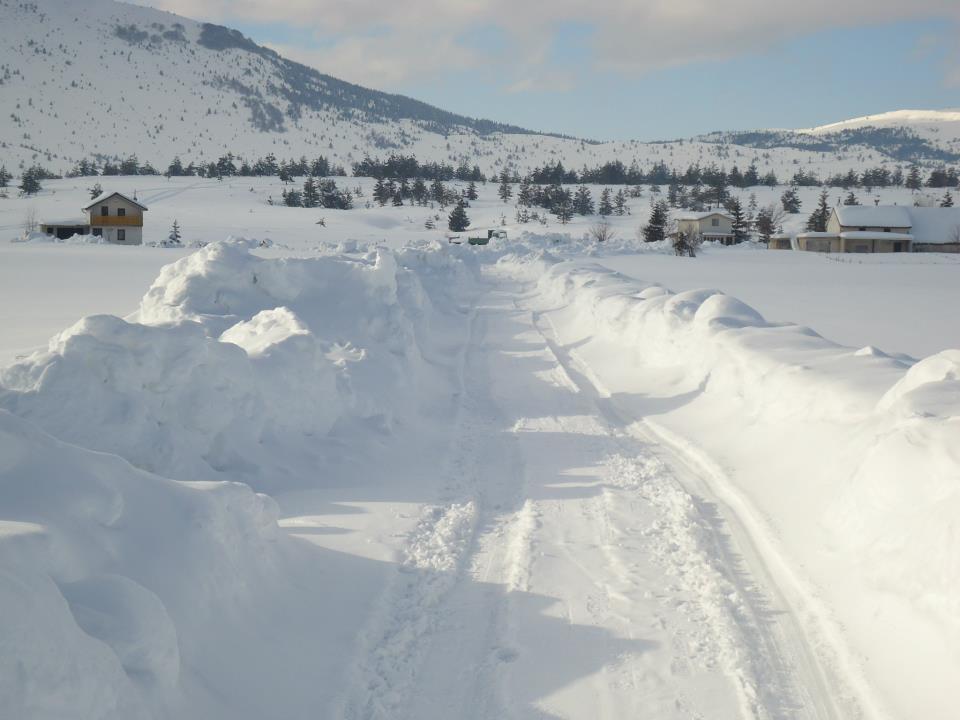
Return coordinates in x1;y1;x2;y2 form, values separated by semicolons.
334;306;487;720
527;298;853;720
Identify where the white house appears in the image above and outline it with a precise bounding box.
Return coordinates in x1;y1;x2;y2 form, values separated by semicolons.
795;205;960;253
41;191;148;244
83;192;148;245
676;211;736;245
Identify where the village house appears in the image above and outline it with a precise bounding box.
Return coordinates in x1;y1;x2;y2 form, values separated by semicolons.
675;210;736;245
767;233;793;250
793;205;960;253
40;192;148;244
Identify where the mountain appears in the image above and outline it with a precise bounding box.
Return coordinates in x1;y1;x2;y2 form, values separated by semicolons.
1;0;959;180
697;109;960;164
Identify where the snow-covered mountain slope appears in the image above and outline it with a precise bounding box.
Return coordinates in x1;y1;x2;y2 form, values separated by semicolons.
2;0;959;180
799;108;960;135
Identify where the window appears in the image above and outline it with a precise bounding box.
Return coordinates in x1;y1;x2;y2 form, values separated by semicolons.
711;218;720;227
117;208;126;217
101;206;108;216
883;227;891;232
92;228;103;237
117;229;126;242
858;226;866;231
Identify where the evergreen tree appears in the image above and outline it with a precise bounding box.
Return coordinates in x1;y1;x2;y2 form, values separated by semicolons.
598;188;614;216
18;168;41;196
0;165;10;187
282;188;303;207
642;200;670;243
941;190;954;208
430;178;446;204
448;200;470;232
466;180;478;201
498;171;513;202
166;219;182;247
302;177;320;208
614;189;628;216
553;189;574;224
843;191;859;206
805;189;831;232
728;197;748;243
165;156;184;178
755;205;780;243
392;190;404;207
373;177;389;206
891;167;904;186
573;185;594;215
88;182;103;200
744;161;760;187
517;178;533;207
412;178;428;205
781;187;801;214
905;165;922;191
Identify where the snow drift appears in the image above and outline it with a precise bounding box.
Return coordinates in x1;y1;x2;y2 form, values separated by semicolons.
500;251;960;719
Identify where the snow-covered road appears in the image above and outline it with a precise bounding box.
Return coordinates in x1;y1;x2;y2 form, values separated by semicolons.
334;268;854;720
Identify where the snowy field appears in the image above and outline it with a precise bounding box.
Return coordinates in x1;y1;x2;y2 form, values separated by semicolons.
1;177;959;720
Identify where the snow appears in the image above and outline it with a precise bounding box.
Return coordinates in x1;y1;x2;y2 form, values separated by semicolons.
1;178;959;720
833;205;912;228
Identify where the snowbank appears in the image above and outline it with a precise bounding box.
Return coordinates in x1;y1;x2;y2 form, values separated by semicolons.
500;251;960;719
0;239;475;489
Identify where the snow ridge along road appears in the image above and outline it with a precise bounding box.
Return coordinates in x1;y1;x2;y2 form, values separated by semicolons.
337;266;853;719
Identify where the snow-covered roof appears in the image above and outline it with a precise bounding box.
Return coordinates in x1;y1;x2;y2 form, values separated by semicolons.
42;218;89;226
796;232;839;238
82;192;149;212
833;205;911;229
839;231;914;241
906;207;960;244
677;210;733;221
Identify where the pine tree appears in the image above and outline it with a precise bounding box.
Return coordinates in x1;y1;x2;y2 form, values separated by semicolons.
302;177;320;208
448;200;470;232
614;189;628;216
906;165;922;191
781;187;801;214
466;180;478;201
498;171;513;202
941;190;954;208
573;185;594;215
166;219;182;247
805;189;831;232
88;182;103;200
728;197;748;243
843;191;859;206
412;178;428;205
0;165;11;187
642;200;670;242
18;168;41;196
553;189;574;224
598;188;613;216
430;178;446;204
755;205;779;243
373;177;389;206
744;161;760;187
392;190;404;207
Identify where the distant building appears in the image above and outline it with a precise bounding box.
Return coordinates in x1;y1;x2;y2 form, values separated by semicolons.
676;211;736;245
83;192;148;245
40;192;148;244
794;205;960;253
767;233;792;250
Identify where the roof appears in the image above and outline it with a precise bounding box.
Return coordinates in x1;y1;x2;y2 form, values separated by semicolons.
82;191;149;212
906;207;960;244
42;218;89;226
796;232;839;238
677;210;733;221
839;231;914;241
833;205;911;229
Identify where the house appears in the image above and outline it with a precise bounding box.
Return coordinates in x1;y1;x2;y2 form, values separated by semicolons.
41;191;148;244
676;211;736;245
794;205;960;253
83;192;148;245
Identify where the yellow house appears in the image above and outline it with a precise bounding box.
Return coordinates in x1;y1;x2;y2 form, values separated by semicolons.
82;192;149;245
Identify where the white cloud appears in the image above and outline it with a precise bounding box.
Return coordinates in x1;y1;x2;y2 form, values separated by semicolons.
136;0;960;90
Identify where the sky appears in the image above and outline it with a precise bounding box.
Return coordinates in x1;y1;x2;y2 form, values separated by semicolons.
135;0;960;141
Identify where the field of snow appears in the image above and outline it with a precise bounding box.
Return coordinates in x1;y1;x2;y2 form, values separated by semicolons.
1;178;959;720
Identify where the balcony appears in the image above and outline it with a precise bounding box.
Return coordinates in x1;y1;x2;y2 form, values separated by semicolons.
88;214;143;227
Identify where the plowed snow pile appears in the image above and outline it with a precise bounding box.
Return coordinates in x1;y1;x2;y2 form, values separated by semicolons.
0;239;479;718
501;250;960;719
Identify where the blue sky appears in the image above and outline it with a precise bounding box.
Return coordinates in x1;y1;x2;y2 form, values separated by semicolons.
144;1;960;141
